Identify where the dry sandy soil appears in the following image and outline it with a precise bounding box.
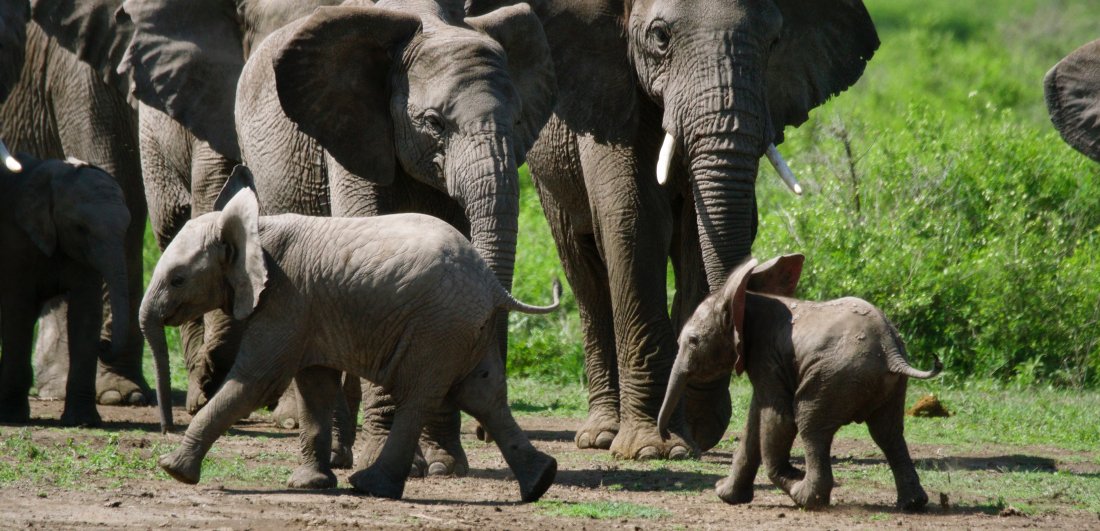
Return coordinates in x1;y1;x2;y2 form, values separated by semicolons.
1;399;1098;530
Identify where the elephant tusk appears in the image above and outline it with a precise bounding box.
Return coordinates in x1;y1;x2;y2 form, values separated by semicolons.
765;144;801;195
0;140;21;173
656;132;676;185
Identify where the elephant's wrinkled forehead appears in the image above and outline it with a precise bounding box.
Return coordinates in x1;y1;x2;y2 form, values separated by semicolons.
402;31;518;129
162;214;220;262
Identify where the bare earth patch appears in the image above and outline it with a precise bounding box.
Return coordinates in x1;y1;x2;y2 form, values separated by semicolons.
1;400;1098;529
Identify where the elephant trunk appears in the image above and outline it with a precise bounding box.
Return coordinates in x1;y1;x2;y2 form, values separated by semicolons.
139;291;174;433
90;243;131;361
657;355;691;439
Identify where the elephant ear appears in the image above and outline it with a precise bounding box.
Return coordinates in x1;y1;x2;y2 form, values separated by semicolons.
119;0;244;159
766;0;879;143
30;0;133;100
213;164;257;212
1045;39;1100;163
219;187;267;320
720;257;758;376
0;1;30;103
273;6;421;186
465;3;556;164
11;154;58;256
747;253;804;297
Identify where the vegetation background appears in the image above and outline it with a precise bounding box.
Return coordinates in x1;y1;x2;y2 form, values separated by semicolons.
142;0;1100;391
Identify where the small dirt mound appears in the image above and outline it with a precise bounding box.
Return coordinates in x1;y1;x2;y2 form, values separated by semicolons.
907;394;951;417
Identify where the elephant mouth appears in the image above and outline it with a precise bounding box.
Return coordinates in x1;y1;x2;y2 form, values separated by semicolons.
655;131;802;195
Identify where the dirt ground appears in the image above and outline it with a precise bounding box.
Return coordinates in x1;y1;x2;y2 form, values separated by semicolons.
1;400;1098;530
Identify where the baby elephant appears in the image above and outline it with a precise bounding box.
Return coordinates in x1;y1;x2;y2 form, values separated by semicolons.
140;176;558;502
659;254;941;511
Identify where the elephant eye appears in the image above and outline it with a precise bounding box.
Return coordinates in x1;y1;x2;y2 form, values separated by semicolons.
423;110;445;135
170;275;185;288
686;334;700;347
649;20;671;54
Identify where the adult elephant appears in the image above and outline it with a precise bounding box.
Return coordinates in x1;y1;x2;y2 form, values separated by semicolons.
232;0;554;474
468;0;879;459
118;0;342;419
1045;38;1100;163
0;0;150;406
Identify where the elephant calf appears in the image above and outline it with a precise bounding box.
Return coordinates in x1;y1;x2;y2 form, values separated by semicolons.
659;254;941;511
140;177;558;502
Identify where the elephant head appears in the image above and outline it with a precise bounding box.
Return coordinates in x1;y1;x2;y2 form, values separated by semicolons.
657;253;804;436
4;154;133;359
272;1;555;292
1045;38;1100;163
141;166;265;432
118;0;341;160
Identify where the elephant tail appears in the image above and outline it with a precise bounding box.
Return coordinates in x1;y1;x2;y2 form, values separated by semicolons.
884;322;943;380
499;278;562;315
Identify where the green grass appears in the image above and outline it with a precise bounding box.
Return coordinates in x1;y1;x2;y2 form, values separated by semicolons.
535;500;670;520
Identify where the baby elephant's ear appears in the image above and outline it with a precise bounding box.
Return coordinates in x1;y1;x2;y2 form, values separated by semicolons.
720;258;759;376
214;165;258;212
747;254;805;297
219;187;267;320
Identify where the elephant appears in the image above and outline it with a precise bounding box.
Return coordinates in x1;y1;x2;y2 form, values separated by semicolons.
140;181;560;502
658;253;942;510
0;152;131;426
228;0;554;474
1045;38;1100;163
0;0;150;406
462;0;880;460
118;0;346;419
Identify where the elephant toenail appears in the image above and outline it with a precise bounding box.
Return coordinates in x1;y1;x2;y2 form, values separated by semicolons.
427;462;450;476
594;431;615;449
577;433;592;448
636;446;660;460
280;418;296;429
99;390;122;405
668;446;690;460
127;391;146;406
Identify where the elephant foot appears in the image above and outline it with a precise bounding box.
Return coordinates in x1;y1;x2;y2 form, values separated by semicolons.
96;367;150;406
684;378;732;452
574;406;619;450
59;403;102;428
609;419;696;460
0;397;31;424
358;431;426;478
896;486;929;512
421;437;469;477
288;464;337;489
790;478;831;510
515;451;557;503
331;444;354;470
716;475;754;504
348;466;405;499
159;449;201;484
271;392;299;429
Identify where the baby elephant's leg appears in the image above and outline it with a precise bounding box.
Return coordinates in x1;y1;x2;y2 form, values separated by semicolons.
420;402;469;477
287;366;343;489
758;396;804;494
452;354;556;503
359;381;427;477
866;386;928;511
330;373;360;469
348;397;431;499
789;426;837;510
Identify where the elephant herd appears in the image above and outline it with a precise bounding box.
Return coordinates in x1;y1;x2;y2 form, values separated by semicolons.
2;0;1097;513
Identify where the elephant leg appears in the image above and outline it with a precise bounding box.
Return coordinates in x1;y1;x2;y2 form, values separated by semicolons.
330;373;360;469
759;401;803;494
420;402;469;477
31;297;69;400
50;49;148;407
530;157;619;451
271;383;300;430
451;350;556;503
287;366;341;489
789;427;837;510
578;138;691;460
60;283;104;427
0;297;36;423
716;394;761;504
359;380;427;477
347;397;432;499
866;383;928;511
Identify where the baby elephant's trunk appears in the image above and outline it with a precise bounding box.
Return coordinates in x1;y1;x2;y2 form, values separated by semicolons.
139;298;174;433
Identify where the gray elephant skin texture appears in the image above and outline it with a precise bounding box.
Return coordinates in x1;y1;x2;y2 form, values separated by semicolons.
1;154;131;427
1045;38;1100;163
463;0;880;459
140;186;559;502
659;254;942;510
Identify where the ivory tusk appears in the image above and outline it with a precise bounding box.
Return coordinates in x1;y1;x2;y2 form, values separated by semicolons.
765;144;801;195
656;132;676;185
0;140;21;173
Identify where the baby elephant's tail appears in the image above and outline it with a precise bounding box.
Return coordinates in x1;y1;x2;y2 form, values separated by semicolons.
884;324;943;379
501;278;562;314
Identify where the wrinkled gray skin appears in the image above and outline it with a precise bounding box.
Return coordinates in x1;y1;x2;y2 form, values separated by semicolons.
0;0;150;406
236;0;554;475
466;0;879;459
0;154;131;426
1045;38;1100;164
659;254;942;510
140;186;558;502
118;0;345;421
